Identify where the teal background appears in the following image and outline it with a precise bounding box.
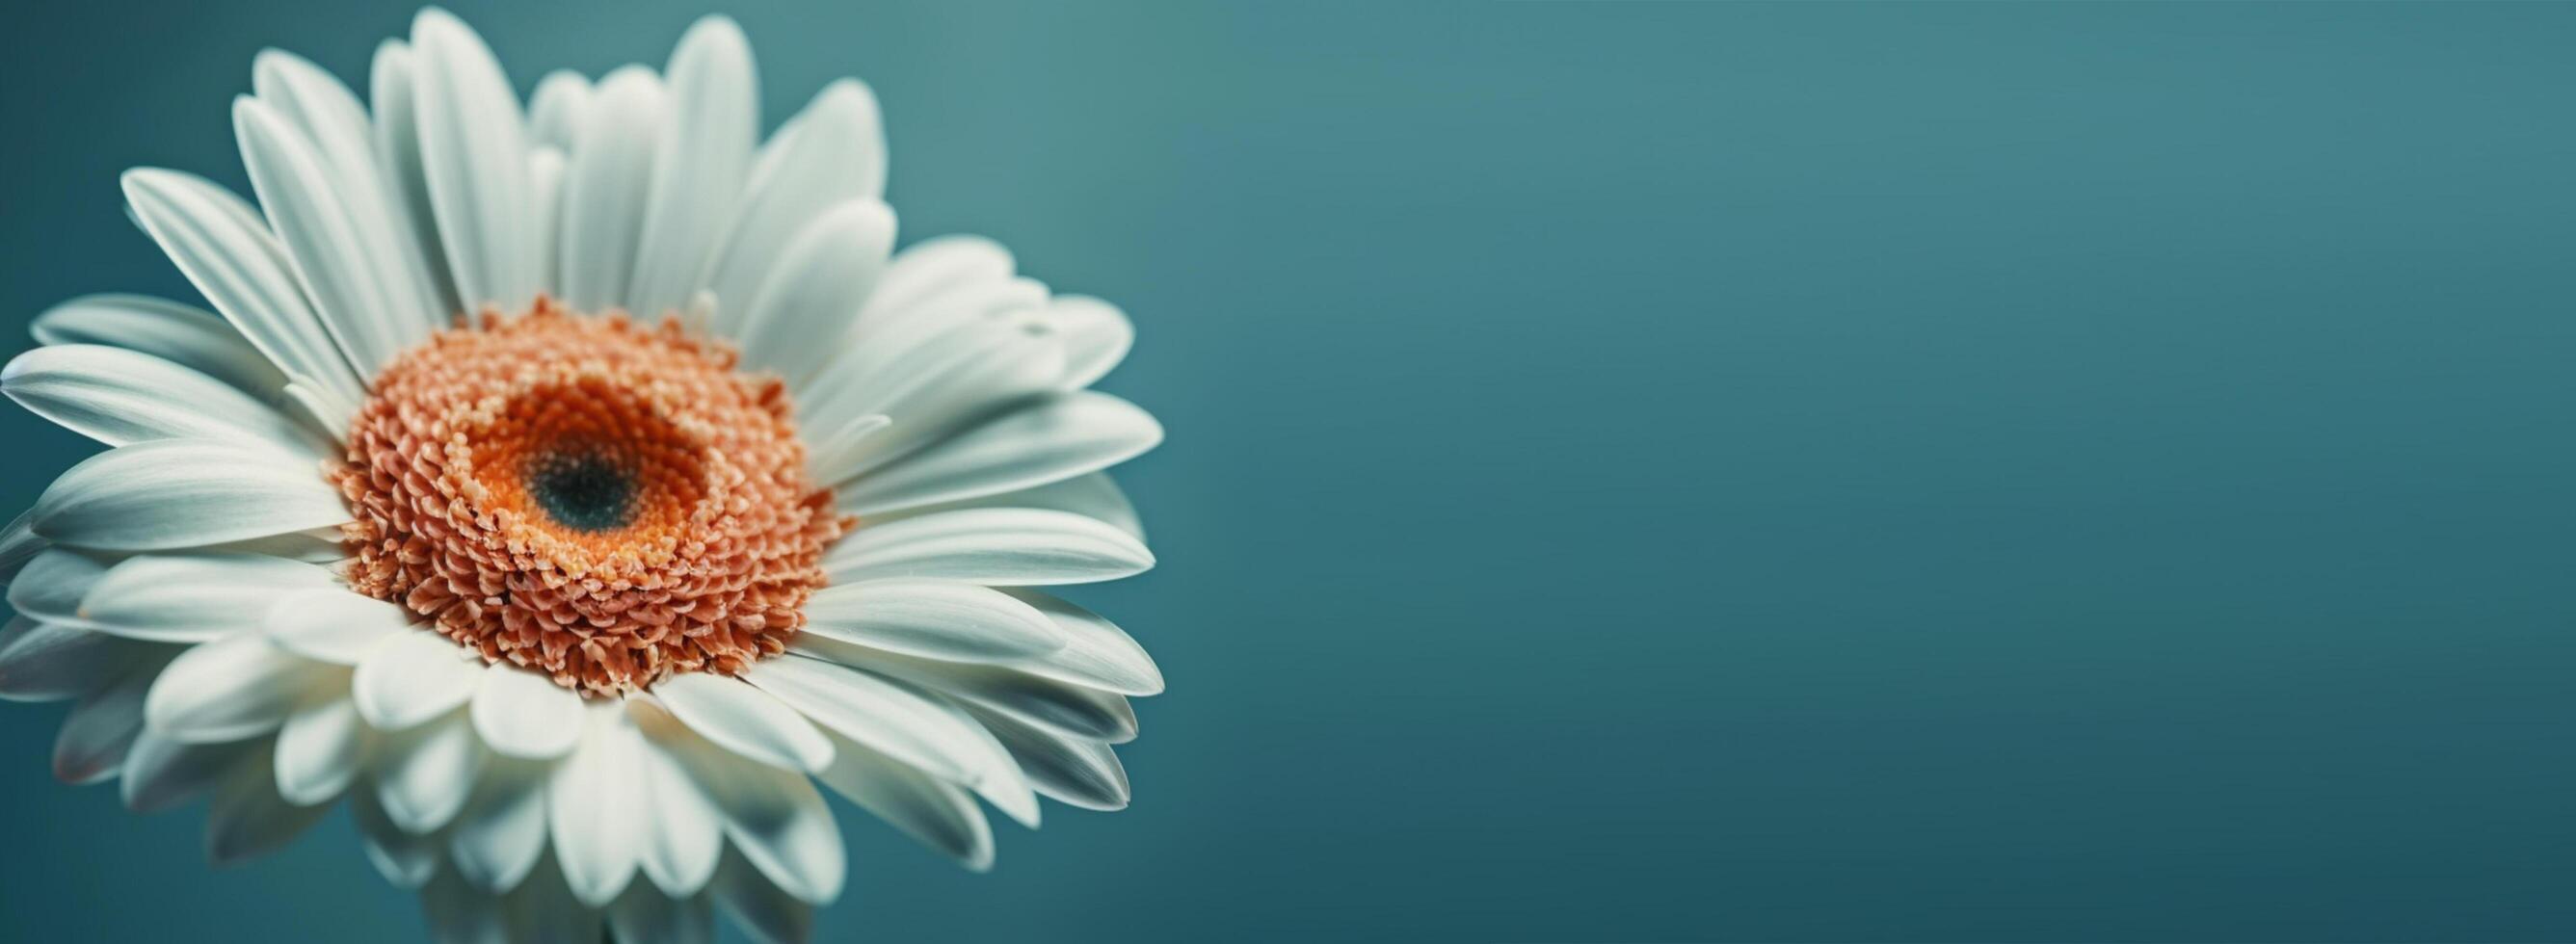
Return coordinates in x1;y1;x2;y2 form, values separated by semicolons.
3;2;2572;941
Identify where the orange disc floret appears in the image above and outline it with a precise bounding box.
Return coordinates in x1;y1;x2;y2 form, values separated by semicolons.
332;300;847;696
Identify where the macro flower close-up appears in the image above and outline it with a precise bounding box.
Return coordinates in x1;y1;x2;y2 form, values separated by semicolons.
0;8;1162;941
6;2;2569;943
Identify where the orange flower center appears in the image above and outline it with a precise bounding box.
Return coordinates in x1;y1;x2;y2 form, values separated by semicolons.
332;300;846;696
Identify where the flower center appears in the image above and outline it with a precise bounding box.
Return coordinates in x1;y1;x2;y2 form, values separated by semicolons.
526;446;638;533
331;301;847;696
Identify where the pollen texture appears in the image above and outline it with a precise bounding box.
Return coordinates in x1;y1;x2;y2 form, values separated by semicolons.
332;301;847;696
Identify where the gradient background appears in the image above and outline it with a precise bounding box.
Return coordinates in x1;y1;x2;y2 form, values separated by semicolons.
2;2;2571;942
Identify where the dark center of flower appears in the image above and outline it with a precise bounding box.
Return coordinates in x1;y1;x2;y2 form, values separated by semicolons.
527;446;636;532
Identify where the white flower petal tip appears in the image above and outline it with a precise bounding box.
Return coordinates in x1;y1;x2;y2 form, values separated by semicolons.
0;617;154;704
815;733;995;871
143;632;327;743
375;711;486;833
120;732;256;815
714;756;845;905
550;704;647;906
1004;590;1166;696
52;671;153;786
1047;296;1135;390
470;663;584;760
354;632;486;731
627;701;727;897
648;673;835;774
352;789;441;889
746;657;1040;828
449;758;548;894
274;692;371;805
267;588;412;664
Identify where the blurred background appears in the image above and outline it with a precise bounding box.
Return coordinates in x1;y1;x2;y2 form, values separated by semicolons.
3;2;2571;941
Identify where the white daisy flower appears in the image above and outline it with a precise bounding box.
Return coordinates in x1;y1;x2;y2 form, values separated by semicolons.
0;8;1162;942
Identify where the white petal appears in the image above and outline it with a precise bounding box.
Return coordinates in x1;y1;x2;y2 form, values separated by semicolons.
31;439;351;552
121;729;256;813
31;295;290;399
267;588;412;664
411;8;536;312
206;751;330;866
850;270;1049;349
823;508;1152;587
745;655;1037;826
54;668;154;785
966;703;1130;811
806;315;1064;484
0;342;322;462
7;548;112;626
650;672;833;773
251;49;440;351
629;700;727;897
234;94;412;378
528;146;568;301
0;617;158;703
609;886;714;944
274;690;371;804
351;788;442;888
556;66;664;313
996;590;1164;696
873;472;1145;541
861;235;1015;324
797;579;1065;662
371;39;465;324
0;510;39;585
704;752;842;905
550;704;646;906
211;530;349;564
471;662;584;759
708;80;885;328
527;70;592;151
354;631;485;730
834;645;1137;744
813;732;993;870
625;15;757;318
375;709;485;832
835;392;1161;516
282;374;360;435
145;633;329;743
120;168;365;419
83;552;337;643
732;200;894;382
1048;295;1134;389
711;852;811;944
448;756;550;893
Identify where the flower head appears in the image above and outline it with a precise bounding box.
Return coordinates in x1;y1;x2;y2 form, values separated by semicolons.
0;9;1162;941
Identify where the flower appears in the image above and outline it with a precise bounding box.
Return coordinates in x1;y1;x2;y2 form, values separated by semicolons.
0;8;1163;942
